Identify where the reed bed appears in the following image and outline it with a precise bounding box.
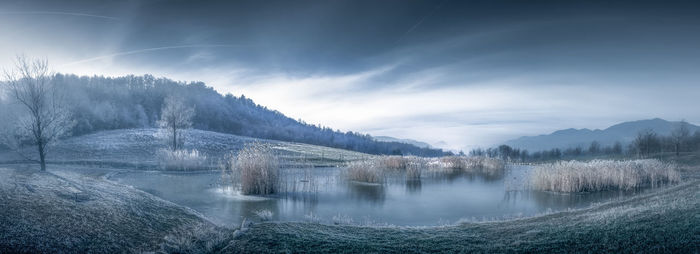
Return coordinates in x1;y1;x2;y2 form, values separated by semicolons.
436;156;506;176
346;160;385;184
530;159;680;193
345;155;505;183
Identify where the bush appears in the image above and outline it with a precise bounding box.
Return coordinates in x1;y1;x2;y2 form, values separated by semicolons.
346;160;384;184
156;148;208;170
234;143;280;195
531;159;681;192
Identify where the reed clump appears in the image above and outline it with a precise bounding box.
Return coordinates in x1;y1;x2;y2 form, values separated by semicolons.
231;142;280;195
530;159;680;193
156;148;208;170
437;156;506;176
346;160;384;184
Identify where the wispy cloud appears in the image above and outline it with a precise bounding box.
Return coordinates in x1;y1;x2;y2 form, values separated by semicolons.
0;11;120;21
61;44;249;66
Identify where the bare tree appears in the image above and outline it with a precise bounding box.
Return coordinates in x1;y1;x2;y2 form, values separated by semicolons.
671;120;690;156
1;56;74;171
158;95;195;151
632;129;660;158
588;141;601;155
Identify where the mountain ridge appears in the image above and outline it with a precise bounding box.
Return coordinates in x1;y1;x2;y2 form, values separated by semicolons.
505;118;700;152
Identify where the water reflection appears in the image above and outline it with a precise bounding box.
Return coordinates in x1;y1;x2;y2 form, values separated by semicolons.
347;182;385;204
405;179;422;194
110;166;657;227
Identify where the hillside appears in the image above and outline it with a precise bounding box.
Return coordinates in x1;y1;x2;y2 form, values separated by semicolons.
373;136;432;149
0;74;448;157
505;118;700;151
0;128;371;168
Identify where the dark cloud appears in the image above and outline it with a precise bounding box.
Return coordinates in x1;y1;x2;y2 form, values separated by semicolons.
1;0;699;149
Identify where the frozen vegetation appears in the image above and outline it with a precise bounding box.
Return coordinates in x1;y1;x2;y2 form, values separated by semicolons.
346;160;385;184
156;148;208;170
531;159;681;192
0;128;370;169
0;166;226;252
436;156;506;176
231;143;281;195
344;155;506;183
225;178;700;253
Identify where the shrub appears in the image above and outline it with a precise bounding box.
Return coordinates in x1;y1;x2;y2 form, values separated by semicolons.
235;143;280;195
531;159;681;192
156;148;208;170
346;160;384;184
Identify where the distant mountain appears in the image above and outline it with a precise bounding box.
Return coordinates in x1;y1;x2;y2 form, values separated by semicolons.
505;118;700;152
373;136;432;149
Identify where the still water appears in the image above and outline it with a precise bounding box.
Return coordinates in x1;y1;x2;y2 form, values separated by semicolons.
110;166;645;227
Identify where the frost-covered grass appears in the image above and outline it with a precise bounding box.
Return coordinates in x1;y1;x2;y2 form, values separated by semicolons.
0;128;370;169
156;148;208;170
227;179;700;253
346;160;384;184
0;166;214;252
254;209;274;221
232;143;280;195
160;222;231;253
531;159;681;192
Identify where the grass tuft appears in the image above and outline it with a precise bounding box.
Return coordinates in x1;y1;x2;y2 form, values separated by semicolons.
156;148;208;170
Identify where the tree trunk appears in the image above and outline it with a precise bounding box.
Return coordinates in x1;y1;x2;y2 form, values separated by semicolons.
172;127;178;151
38;141;46;171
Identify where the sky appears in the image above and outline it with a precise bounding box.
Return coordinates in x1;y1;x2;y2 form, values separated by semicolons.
1;0;699;151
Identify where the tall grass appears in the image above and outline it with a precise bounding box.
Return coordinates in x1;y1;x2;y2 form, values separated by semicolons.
230;142;280;195
156;148;208;170
346;160;384;184
531;159;681;192
377;156;409;170
436;156;506;176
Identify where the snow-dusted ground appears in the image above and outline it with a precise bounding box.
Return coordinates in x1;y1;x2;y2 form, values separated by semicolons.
0;165;230;252
0;128;371;169
0;129;697;252
229;177;700;253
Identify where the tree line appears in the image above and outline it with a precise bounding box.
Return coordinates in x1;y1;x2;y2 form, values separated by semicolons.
470;121;700;162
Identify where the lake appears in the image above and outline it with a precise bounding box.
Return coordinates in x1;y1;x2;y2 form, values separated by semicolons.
109;165;647;227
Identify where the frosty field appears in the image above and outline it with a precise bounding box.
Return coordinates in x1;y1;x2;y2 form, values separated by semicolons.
0;129;698;252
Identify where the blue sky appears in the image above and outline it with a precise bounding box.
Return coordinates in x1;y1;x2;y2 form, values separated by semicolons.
1;0;699;151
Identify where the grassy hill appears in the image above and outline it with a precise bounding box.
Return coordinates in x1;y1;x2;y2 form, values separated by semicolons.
0;128;372;169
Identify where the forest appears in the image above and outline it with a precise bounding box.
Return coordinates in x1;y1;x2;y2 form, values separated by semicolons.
0;73;448;157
